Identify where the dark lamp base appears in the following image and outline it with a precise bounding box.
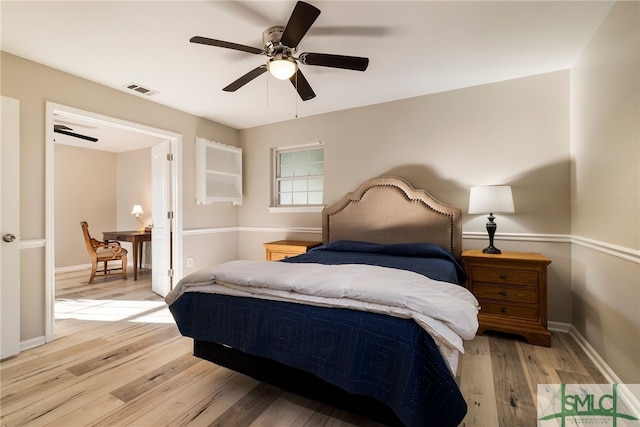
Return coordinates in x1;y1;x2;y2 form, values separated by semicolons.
482;245;502;254
483;213;502;254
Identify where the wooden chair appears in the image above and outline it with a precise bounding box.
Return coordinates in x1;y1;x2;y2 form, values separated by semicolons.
80;221;128;284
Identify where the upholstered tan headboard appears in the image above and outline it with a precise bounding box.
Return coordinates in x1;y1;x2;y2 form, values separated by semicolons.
322;176;462;260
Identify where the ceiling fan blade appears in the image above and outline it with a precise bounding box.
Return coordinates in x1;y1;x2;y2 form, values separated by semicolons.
223;65;268;92
290;69;316;101
54;126;98;142
190;36;263;55
280;1;321;49
299;52;369;71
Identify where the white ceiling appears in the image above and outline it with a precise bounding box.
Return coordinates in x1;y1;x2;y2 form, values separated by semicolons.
2;0;614;139
52;112;165;153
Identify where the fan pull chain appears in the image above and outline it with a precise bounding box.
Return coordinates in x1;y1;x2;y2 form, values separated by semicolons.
266;72;270;108
294;72;299;119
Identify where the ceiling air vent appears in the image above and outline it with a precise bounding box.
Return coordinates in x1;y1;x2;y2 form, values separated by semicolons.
123;83;159;96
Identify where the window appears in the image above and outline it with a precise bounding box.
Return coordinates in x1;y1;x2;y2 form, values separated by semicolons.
272;143;324;209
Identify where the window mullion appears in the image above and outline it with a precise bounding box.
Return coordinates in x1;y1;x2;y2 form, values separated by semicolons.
273;144;323;208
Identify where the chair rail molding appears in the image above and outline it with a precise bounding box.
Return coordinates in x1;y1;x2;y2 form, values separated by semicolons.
20;239;46;249
571;235;640;264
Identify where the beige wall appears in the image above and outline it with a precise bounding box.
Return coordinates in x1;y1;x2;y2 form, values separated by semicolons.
240;71;570;235
1;52;240;342
54;144;118;268
53;145;154;269
116;147;153;232
239;71;574;324
570;1;640;383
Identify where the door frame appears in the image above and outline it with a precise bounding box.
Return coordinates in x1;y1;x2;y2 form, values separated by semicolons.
44;102;183;342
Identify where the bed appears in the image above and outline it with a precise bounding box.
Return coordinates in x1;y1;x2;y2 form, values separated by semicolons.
166;176;479;426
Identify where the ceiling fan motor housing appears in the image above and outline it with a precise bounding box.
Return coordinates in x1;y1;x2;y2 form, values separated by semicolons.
262;26;296;56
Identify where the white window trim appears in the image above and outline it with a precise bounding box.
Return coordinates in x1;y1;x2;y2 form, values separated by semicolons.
270;140;324;212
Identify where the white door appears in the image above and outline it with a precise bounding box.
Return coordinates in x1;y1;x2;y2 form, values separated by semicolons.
1;96;21;359
151;141;172;297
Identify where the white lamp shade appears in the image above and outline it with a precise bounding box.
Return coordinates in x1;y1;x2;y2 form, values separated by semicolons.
268;58;297;80
468;186;515;214
130;205;144;215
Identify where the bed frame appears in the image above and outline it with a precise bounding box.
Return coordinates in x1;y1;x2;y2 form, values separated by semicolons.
323;176;462;260
193;176;463;425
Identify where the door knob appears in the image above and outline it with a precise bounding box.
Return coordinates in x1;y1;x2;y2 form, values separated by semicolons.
2;233;16;243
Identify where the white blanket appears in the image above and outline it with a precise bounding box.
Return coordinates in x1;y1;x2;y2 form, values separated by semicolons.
166;260;479;372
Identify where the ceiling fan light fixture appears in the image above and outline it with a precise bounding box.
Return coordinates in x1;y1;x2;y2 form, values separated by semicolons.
190;2;366;101
268;56;297;80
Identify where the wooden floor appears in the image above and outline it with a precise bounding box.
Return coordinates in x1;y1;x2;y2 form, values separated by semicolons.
1;269;606;426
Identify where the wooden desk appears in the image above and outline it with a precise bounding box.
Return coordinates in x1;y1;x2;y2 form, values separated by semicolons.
103;230;151;280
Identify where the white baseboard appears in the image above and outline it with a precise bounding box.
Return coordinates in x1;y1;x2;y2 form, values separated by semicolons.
20;335;46;352
548;321;572;333
568;325;640;419
569;326;622;384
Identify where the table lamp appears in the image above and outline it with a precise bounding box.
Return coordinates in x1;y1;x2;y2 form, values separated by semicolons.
468;186;514;254
130;205;144;232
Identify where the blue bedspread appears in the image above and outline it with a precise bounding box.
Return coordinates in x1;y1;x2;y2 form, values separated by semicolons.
170;293;467;427
168;241;469;426
282;240;467;284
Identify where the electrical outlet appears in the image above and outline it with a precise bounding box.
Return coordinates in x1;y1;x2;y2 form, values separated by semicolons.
186;256;194;268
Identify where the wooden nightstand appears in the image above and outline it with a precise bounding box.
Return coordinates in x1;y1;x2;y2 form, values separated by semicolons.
462;250;552;347
263;240;322;261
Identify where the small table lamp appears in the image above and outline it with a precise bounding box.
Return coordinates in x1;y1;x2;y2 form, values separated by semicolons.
131;205;145;232
468;186;514;254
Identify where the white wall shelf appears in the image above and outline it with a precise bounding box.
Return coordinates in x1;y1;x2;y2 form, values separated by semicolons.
195;137;242;205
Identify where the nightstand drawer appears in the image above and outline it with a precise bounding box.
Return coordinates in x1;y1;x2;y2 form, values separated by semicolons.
263;240;322;261
473;283;537;304
268;250;299;261
470;267;538;286
479;301;538;321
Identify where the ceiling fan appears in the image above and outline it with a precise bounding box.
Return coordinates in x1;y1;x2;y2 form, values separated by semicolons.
53;125;98;142
190;1;369;101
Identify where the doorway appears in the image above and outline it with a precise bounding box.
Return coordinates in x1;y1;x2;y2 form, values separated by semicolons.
44;102;183;342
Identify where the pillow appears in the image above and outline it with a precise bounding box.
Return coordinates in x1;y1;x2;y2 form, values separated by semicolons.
313;240;456;263
308;240;466;283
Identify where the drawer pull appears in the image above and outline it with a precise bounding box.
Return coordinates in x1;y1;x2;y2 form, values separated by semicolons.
500;290;508;296
500;307;507;314
500;273;507;279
